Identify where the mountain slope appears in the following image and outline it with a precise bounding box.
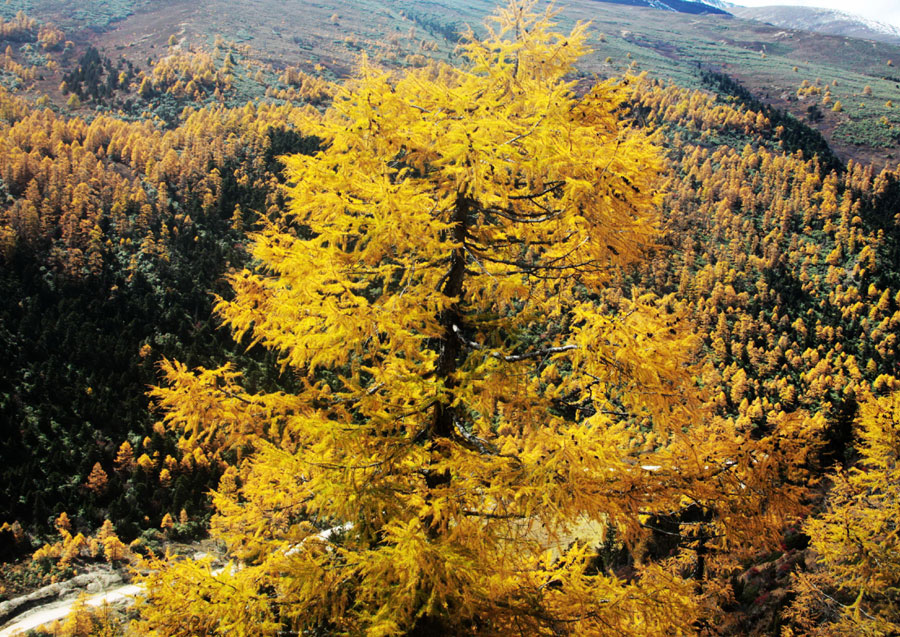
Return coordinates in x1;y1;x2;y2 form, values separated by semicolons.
698;0;734;9
592;0;731;15
731;5;900;45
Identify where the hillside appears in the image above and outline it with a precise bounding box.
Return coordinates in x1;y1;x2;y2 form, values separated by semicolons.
732;5;900;46
1;0;894;166
0;0;899;634
586;0;730;15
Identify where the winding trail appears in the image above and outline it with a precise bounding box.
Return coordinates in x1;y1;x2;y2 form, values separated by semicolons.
1;526;379;634
0;583;142;636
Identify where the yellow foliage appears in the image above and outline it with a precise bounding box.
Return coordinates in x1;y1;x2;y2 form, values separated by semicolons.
102;535;128;563
134;3;719;634
85;462;108;494
0;11;36;39
37;23;65;50
114;440;136;472
0;81;309;278
60;533;88;565
137;453;154;471
57;593;96;637
32;517;132;572
786;389;900;635
56;511;72;533
135;2;824;634
56;593;121;636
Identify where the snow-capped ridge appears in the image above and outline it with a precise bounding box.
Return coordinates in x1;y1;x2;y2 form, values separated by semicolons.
730;5;900;45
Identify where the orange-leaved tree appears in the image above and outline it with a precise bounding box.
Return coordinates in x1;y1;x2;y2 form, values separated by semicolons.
134;2;810;634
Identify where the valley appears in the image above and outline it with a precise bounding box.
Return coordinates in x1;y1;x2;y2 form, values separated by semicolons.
0;0;898;634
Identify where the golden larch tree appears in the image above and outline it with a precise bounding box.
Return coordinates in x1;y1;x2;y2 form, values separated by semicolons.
135;2;808;634
786;387;900;636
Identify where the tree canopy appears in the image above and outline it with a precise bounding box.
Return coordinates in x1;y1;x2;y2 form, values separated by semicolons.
786;389;900;636
136;2;820;634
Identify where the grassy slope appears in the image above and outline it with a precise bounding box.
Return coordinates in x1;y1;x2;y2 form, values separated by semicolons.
7;0;896;163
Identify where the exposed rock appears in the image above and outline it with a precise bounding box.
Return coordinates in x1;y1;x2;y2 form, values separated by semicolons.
0;568;122;627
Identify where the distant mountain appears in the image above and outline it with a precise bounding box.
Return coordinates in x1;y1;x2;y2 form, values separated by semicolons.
730;6;900;45
593;0;731;16
697;0;735;10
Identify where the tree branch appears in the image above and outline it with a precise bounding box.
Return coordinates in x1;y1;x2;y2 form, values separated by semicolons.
496;344;577;362
451;323;577;363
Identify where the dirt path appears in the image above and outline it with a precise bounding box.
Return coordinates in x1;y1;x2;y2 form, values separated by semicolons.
0;543;225;636
0;582;142;636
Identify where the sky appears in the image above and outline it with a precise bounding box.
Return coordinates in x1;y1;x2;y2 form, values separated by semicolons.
733;0;900;30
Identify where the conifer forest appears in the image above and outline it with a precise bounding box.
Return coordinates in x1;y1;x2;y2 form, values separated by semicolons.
0;0;899;634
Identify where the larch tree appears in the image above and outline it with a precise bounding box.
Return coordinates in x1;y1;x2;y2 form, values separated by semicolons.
134;2;813;635
786;387;900;636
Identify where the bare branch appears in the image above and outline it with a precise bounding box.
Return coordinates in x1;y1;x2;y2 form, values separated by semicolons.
506;180;565;201
454;428;496;456
500;111;547;147
452;323;482;350
452;322;576;363
495;344;577;363
462;509;525;520
485;205;563;224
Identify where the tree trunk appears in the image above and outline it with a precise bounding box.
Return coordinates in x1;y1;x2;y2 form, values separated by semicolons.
431;193;470;440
